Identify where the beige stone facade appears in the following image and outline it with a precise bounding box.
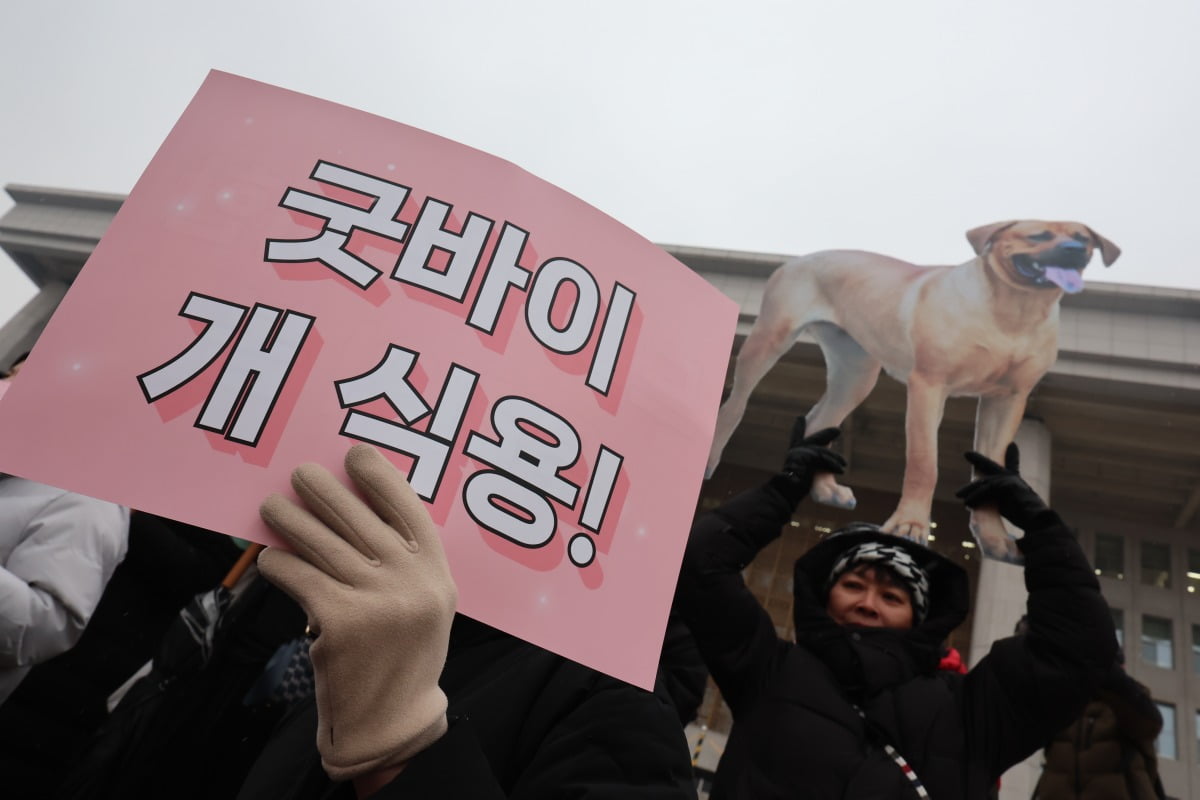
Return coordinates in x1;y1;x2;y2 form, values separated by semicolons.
3;187;1199;797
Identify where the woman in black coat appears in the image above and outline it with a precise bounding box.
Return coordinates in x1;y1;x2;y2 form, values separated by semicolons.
676;429;1116;799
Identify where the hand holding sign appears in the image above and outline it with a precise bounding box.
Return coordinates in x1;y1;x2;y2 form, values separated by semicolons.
259;444;457;781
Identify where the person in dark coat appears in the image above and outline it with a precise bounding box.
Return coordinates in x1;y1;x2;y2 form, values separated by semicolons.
237;615;697;800
675;426;1117;799
1033;653;1165;800
247;444;697;799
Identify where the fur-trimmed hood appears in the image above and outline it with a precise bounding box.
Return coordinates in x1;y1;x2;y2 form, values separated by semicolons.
791;526;970;695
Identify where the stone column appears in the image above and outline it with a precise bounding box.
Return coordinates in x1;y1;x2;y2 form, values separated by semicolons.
966;417;1051;800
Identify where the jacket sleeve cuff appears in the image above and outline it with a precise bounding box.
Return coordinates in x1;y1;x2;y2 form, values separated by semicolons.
1014;509;1070;556
767;472;807;509
375;717;505;799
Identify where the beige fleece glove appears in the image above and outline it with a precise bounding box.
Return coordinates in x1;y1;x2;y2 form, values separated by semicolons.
257;443;457;781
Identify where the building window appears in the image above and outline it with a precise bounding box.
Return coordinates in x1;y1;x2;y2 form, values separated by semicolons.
1112;608;1124;649
1141;542;1172;589
1156;702;1176;759
1188;549;1200;595
1095;533;1125;580
1193;625;1200;674
1142;616;1174;669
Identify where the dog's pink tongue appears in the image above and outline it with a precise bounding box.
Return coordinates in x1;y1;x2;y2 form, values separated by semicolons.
1044;266;1084;294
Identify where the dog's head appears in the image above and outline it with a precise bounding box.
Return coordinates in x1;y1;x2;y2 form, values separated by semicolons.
966;220;1120;294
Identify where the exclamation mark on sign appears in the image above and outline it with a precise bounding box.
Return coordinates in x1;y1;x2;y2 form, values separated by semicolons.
568;446;624;568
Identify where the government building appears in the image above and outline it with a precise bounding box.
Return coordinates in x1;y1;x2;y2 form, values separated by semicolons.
2;185;1198;798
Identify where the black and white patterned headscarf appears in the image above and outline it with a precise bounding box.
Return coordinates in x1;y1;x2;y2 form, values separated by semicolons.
826;541;931;624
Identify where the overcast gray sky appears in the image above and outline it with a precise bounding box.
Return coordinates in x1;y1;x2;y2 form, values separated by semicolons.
3;0;1198;326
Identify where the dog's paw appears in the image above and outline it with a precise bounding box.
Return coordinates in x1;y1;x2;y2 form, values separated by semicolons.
969;509;1024;564
880;511;930;544
809;473;857;509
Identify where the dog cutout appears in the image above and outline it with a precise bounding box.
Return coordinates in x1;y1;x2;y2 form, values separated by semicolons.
707;221;1119;561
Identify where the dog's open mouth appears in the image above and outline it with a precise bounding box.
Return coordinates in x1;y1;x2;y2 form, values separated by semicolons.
1010;254;1085;294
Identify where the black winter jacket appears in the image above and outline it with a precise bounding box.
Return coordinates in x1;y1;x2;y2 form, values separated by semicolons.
676;479;1116;799
236;616;697;799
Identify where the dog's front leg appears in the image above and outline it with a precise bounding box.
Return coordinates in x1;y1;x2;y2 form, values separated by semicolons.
969;393;1028;562
881;376;946;542
706;315;801;477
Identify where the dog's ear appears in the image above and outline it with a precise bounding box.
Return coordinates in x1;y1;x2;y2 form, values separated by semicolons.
1085;227;1121;267
965;221;1018;255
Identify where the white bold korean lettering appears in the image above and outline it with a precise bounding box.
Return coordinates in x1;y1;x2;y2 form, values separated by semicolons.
586;283;635;396
466;223;533;334
464;398;581;507
137;293;248;402
195;304;315;446
524;258;600;355
265;161;412;289
463;471;557;548
336;346;478;501
392;197;494;301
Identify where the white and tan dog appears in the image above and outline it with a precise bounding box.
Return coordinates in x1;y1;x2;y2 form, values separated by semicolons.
707;221;1119;560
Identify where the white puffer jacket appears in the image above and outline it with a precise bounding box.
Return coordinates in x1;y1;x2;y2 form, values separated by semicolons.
0;475;129;703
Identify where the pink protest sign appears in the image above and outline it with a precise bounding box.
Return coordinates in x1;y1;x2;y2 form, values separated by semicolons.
0;71;737;689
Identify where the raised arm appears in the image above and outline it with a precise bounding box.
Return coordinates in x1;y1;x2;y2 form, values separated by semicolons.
257;446;699;799
674;426;845;715
957;443;1117;774
257;445;457;794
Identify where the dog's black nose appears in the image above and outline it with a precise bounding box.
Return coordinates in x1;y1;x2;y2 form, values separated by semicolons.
1038;241;1089;268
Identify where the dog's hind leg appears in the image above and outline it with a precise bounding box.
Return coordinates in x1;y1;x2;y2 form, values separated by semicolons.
804;323;882;509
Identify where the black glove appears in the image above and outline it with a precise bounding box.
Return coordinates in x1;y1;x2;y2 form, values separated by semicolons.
773;424;846;508
955;443;1052;530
